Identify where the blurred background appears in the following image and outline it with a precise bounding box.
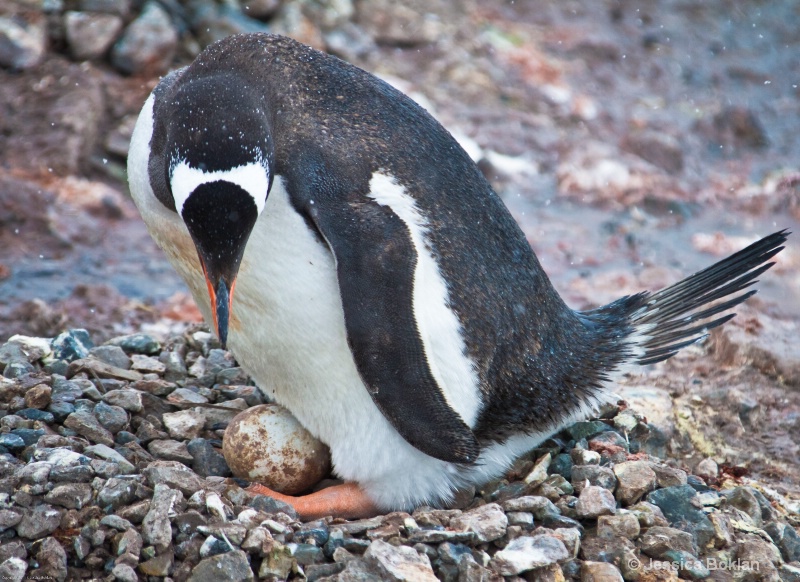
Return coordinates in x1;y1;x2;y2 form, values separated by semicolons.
0;1;798;492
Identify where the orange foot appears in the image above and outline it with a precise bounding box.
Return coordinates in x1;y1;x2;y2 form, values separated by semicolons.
245;482;380;521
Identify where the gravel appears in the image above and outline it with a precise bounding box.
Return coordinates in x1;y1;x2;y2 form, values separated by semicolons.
0;327;798;580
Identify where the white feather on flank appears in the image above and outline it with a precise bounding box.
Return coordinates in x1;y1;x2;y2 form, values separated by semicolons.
366;172;483;428
170;160;270;216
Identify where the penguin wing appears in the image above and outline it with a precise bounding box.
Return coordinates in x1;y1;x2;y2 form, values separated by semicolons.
288;167;480;465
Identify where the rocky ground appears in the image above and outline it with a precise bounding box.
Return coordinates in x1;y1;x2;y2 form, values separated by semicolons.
0;327;799;582
0;0;799;580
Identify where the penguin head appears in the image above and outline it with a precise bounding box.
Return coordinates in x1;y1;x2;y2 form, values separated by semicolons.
164;73;274;348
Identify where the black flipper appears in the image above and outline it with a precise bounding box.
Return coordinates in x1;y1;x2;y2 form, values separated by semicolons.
284;158;480;465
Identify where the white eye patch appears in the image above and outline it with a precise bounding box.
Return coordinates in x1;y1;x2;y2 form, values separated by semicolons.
170;160;269;215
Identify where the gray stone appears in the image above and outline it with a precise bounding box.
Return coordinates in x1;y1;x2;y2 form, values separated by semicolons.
571;464;617;493
111;1;177;74
363;539;437;581
724;486;763;527
111;563;138;582
490;535;569;576
93;401;128;433
63;410;114;445
106;334;161;355
576;485;616;518
163;409;206;440
100;514;133;531
639;526;696;559
0;508;23;531
131;354;166;374
735;537;782;580
764;521;800;562
501;496;560;521
102;389;143;412
148;439;194;463
597;513;640;539
67;358;143;382
779;564;800;582
0;557;27;582
52;329;93;362
187;438;231;477
161;350;188;381
0;434;25;452
649;463;688;488
143;460;204;497
88;345;131;369
167;388;208;405
98;477;138;509
449;503;507;543
646;485;715;548
613;461;657;505
44;482;93;509
35;536;67;582
16;504;63;540
405;529;476;544
83;444;136;474
142;483;183;552
0;14;46;70
188;549;254;582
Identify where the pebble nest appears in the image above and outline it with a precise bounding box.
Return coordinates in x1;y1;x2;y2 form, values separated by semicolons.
0;327;798;582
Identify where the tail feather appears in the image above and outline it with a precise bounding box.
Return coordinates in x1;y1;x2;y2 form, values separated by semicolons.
632;229;789;365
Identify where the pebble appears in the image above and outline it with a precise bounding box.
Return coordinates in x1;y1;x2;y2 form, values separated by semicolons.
188;549;254;582
110;0;178;75
106;334;161;355
364;539;437;581
24;383;52;409
0;14;47;70
694;458;718;482
143;460;204;496
450;503;508;543
88;345;131;369
613;460;658;504
575;485;617;518
639;525;696;558
646;485;715;548
101;388;143;412
581;560;624;581
16;504;63;540
163;409;206;440
52;329;93;362
765;521;800;562
83;443;136;474
142;483;183;551
571;464;617;492
148;438;194;463
186;438;231;477
0;557;27;582
93;401;128;433
597;513;640;539
44;482;93;509
64;410;114;446
489;534;569;575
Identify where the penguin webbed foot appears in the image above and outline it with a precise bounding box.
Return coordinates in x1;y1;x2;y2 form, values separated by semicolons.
245;482;380;521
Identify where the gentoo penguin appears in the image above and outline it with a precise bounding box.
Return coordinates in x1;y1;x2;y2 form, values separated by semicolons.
128;33;788;519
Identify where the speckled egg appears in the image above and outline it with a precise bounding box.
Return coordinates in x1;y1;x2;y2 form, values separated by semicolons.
222;404;331;494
